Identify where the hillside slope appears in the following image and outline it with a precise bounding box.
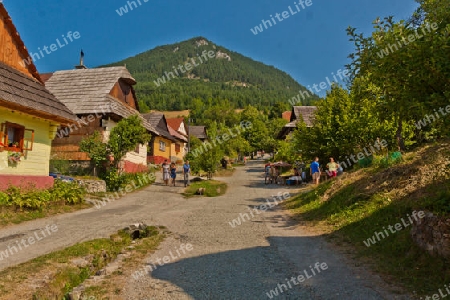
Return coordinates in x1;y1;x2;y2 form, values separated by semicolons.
103;37;318;111
285;140;450;296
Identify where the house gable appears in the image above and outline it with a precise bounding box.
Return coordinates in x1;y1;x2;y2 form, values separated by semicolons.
109;79;138;110
0;4;41;82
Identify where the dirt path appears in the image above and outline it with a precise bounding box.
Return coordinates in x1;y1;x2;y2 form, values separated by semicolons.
0;161;412;299
122;161;412;300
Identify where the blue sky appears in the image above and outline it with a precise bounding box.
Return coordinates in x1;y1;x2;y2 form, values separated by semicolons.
4;0;418;96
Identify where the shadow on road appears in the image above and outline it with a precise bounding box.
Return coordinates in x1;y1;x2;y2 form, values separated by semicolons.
148;235;390;299
149;237;316;299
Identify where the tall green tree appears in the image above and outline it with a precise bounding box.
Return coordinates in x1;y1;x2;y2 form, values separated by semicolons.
108;115;151;169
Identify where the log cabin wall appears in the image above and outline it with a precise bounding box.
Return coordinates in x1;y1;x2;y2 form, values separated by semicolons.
51;116;103;160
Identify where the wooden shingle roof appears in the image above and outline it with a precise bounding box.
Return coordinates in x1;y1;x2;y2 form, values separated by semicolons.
189;126;207;139
291;106;317;127
45;67;136;115
277;106;317;139
0;62;76;124
45;67;158;133
142;112;176;141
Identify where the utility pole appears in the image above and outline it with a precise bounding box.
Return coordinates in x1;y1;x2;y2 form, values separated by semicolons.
188;116;191;153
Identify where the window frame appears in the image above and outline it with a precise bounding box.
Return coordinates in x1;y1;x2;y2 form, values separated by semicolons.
159;140;166;152
0;122;34;153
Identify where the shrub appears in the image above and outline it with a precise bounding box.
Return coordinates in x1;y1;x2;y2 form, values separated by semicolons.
50;180;86;205
100;168;127;191
0;191;10;206
372;152;403;169
0;181;86;210
101;168;155;192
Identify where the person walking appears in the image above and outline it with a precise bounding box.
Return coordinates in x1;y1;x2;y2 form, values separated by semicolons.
183;160;191;187
170;162;177;186
162;160;170;186
326;157;339;178
310;157;321;185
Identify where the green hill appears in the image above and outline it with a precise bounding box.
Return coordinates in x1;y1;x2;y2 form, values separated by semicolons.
102;37;318;112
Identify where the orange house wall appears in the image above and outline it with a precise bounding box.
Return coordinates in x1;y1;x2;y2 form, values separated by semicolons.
0;11;36;78
109;82;137;110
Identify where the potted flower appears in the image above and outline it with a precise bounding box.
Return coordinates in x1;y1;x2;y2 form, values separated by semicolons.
7;151;23;164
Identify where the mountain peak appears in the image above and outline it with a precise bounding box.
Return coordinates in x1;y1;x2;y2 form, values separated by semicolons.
103;37;317;111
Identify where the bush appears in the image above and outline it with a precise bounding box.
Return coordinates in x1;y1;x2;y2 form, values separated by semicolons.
0;181;86;210
50;180;86;205
100;168;156;192
100;168;127;192
372;152;403;169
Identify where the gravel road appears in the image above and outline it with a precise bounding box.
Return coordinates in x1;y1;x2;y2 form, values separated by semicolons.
0;160;413;299
122;161;413;300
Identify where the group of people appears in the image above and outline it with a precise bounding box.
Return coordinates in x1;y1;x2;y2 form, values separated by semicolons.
310;157;343;185
161;160;191;187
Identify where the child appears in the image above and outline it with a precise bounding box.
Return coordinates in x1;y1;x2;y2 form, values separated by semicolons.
170;162;177;186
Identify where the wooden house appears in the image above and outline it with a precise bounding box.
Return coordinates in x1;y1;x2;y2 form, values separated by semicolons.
277;106;317;139
142;112;177;164
166;117;188;162
0;4;77;190
188;126;208;142
44;66;159;173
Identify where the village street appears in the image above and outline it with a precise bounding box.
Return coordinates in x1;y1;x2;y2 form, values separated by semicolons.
0;161;411;299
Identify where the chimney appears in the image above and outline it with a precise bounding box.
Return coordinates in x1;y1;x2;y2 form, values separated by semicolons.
75;49;87;69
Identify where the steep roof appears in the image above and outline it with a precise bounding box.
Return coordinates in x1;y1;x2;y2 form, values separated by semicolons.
166;117;184;131
277;106;317;139
44;67;157;133
291;106;317;127
168;125;188;142
142;112;176;141
45;67;136;115
189;126;207;139
0;61;76;125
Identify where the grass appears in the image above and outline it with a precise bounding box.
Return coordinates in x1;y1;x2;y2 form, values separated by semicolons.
0;226;165;299
182;180;228;198
283;147;450;296
214;168;235;177
0;202;91;229
0;173;156;229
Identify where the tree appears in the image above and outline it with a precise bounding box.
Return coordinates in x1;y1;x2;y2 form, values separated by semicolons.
107;115;151;169
346;0;450;149
79;131;108;176
198;122;224;178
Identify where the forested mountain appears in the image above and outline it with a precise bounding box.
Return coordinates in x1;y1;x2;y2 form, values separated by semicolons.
102;37;318;112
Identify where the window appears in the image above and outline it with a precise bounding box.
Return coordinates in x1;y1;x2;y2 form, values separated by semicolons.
134;144;140;154
0;122;34;152
175;143;181;153
159;141;166;151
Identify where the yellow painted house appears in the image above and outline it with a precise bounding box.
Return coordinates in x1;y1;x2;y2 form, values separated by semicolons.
0;3;76;190
142;112;177;164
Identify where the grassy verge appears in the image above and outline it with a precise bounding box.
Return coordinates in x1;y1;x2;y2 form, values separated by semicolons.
0;226;166;299
0;202;91;228
214;168;235;177
0;172;156;228
182;180;228;198
283;144;450;296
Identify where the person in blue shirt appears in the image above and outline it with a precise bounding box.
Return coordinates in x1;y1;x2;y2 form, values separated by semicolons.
310;157;321;185
170;162;177;186
183;160;191;187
